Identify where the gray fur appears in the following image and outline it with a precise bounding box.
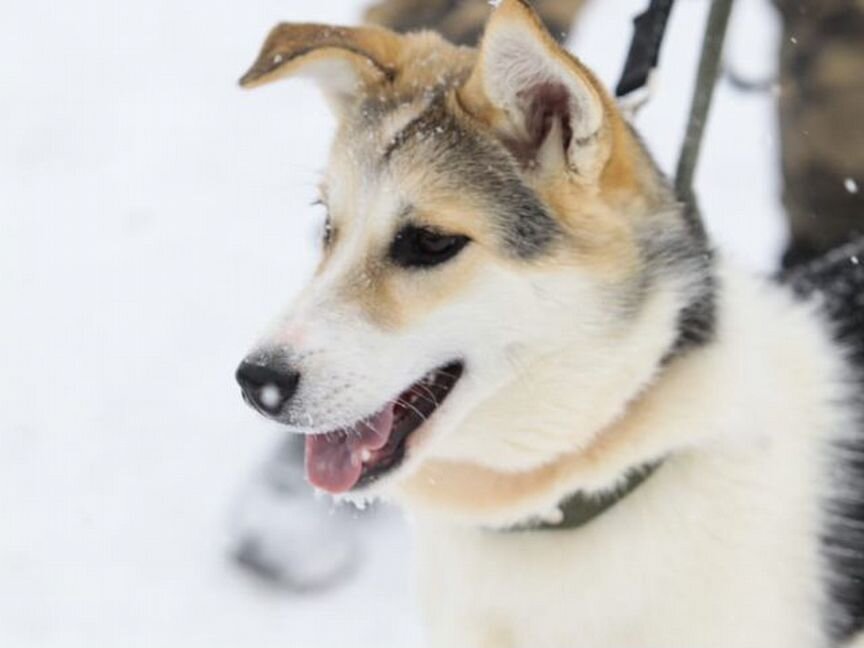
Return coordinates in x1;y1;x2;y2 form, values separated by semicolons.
784;236;864;643
638;205;717;360
377;95;564;259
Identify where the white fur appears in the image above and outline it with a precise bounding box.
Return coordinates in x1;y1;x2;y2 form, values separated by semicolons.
298;58;367;110
408;263;854;647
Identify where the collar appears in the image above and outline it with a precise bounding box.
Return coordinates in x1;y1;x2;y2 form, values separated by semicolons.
506;460;663;532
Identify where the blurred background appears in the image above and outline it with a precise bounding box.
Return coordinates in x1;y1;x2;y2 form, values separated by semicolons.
4;0;844;645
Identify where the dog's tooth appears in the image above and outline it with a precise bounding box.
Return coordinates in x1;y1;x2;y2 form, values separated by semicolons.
360;449;372;462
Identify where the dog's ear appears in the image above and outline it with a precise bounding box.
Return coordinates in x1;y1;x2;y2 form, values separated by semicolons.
460;0;611;182
239;23;402;112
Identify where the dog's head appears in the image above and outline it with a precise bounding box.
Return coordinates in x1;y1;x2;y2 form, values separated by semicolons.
236;0;710;504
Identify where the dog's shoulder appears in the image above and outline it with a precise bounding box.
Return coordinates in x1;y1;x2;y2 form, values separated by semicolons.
783;236;864;642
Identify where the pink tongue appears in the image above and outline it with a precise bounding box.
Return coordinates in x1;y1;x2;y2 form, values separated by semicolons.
305;405;395;493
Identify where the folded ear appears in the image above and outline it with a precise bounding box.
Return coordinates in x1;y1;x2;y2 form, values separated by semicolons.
239;23;403;111
460;0;611;182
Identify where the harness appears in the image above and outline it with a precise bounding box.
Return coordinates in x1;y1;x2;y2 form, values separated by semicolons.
510;461;663;532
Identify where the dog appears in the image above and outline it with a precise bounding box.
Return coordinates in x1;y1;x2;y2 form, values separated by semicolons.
235;1;864;645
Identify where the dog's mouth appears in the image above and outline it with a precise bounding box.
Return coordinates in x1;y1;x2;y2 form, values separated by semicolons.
304;361;464;494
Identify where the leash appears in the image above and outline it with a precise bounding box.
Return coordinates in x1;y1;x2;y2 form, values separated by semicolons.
616;0;735;239
512;0;735;533
674;0;735;230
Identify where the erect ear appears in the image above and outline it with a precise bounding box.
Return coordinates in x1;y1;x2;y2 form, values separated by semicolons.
460;0;611;182
239;23;403;111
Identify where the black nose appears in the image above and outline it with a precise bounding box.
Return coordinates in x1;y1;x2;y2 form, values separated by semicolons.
235;360;300;417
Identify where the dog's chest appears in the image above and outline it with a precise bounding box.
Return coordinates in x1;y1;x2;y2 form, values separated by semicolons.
412;450;828;648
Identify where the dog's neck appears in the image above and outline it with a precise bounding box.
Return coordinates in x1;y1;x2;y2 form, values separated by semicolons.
394;264;719;529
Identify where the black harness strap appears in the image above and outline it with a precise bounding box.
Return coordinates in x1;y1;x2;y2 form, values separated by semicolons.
510;461;663;532
615;0;676;98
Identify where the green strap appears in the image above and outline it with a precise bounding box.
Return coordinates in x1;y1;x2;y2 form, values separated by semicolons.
674;0;735;240
507;460;663;532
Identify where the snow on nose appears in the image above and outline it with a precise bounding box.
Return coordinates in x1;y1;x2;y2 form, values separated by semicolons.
259;384;283;410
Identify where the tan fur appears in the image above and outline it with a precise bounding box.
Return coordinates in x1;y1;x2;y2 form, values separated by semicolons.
239;23;402;89
240;23;475;107
332;242;482;331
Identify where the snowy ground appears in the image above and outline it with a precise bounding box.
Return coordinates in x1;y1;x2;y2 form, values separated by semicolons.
1;1;781;646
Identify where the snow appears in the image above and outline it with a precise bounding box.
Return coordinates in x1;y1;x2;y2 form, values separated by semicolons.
846;178;859;194
0;1;782;646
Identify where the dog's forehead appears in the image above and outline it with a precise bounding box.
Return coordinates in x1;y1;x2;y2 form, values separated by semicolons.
326;94;562;257
325;95;435;215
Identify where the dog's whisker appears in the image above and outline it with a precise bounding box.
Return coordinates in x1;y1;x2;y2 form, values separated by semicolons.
356;418;380;439
414;383;442;406
430;369;462;382
393;397;430;423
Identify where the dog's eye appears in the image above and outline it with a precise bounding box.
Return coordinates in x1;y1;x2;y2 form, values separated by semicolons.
389;226;470;268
